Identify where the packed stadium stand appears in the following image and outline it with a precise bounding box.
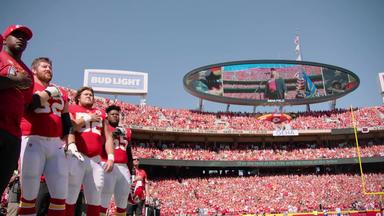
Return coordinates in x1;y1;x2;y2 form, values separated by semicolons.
149;173;383;215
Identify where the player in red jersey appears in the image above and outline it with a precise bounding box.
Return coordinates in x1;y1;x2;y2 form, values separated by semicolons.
100;105;133;216
127;159;148;216
18;57;75;216
0;25;34;194
66;87;114;216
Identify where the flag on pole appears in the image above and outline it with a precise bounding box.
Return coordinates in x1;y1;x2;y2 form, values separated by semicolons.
294;34;302;61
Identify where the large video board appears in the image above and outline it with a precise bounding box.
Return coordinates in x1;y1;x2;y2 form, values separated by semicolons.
183;60;359;106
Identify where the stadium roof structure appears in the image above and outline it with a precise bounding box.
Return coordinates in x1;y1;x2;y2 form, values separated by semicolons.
183;60;360;106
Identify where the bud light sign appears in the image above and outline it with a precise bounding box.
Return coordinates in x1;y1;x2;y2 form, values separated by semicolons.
84;69;148;95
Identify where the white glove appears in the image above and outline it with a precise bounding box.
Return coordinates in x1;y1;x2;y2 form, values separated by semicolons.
67;143;84;162
45;86;61;97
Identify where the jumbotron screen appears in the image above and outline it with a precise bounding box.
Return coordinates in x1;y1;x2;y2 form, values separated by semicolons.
183;60;360;106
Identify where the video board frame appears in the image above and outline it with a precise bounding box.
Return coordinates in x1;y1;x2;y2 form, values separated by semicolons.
183;60;359;106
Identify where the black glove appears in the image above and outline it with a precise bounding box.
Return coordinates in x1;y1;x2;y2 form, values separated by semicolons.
112;126;125;138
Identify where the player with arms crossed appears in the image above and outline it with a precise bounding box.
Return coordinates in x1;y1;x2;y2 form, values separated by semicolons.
0;25;33;194
66;87;114;216
18;57;75;216
100;105;133;216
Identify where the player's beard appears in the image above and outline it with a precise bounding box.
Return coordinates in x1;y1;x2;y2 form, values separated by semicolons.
37;71;52;84
109;121;118;127
7;44;26;56
108;117;119;127
12;43;27;52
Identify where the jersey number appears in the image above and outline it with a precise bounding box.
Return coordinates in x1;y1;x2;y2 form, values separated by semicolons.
76;113;102;135
113;136;128;151
34;98;64;117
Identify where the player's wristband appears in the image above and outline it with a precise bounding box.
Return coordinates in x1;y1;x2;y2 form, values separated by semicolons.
108;154;115;162
82;115;92;123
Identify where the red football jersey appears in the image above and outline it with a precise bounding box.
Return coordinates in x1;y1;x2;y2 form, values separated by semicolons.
101;125;131;164
21;83;68;137
0;51;34;137
135;168;147;187
69;104;106;157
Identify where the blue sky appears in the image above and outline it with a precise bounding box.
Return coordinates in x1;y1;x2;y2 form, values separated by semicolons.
2;0;384;113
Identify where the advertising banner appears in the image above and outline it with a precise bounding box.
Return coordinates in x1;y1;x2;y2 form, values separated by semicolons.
84;69;148;95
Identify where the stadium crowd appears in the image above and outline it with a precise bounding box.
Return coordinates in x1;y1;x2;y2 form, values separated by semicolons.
150;173;384;215
131;140;384;161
